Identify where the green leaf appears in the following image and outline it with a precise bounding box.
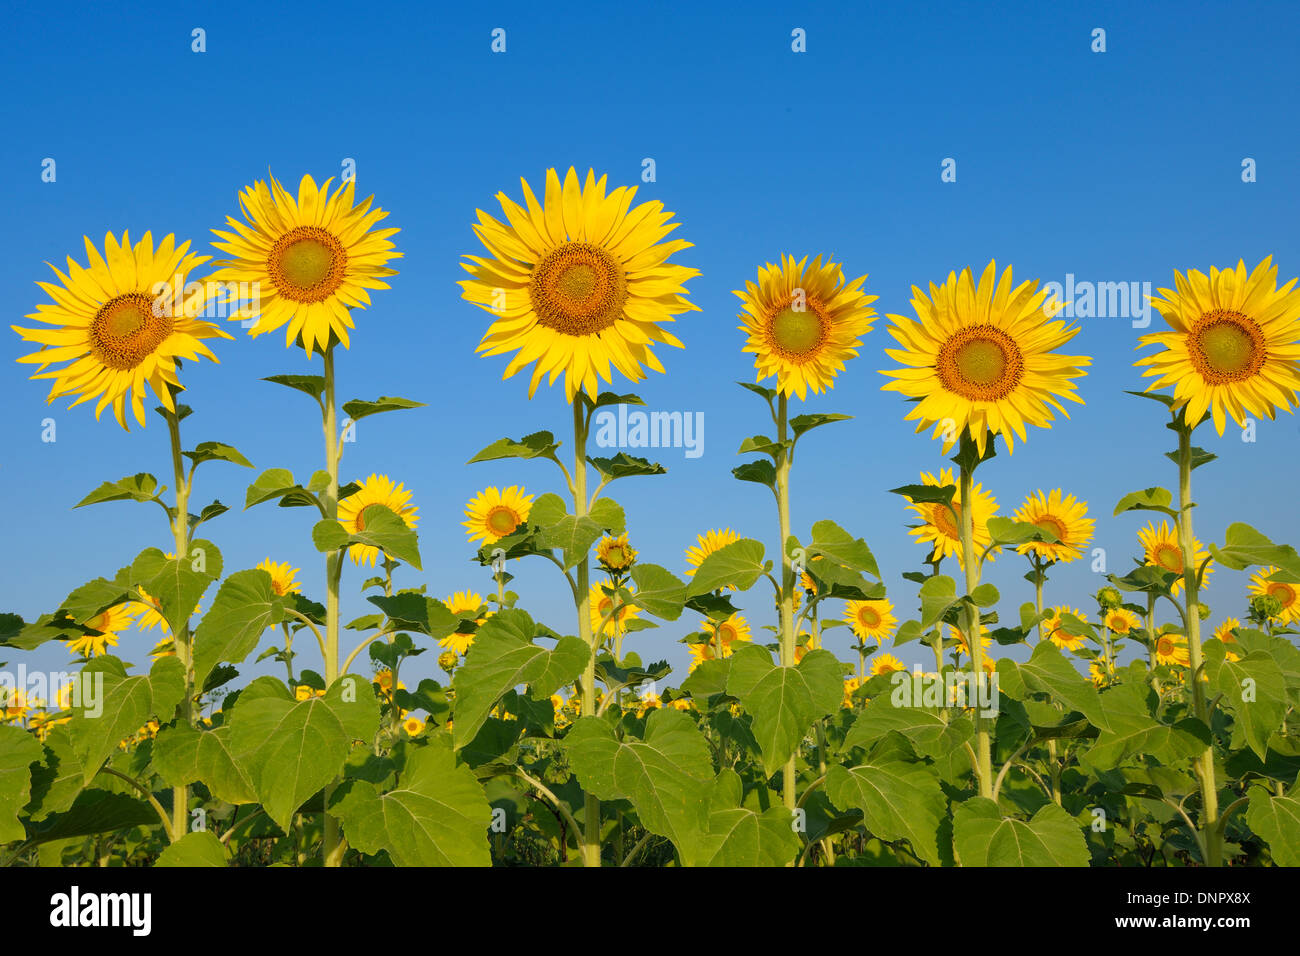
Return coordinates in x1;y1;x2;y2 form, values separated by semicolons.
587;453;667;480
1205;641;1287;761
192;569;286;690
331;736;491;866
736;435;785;458
367;593;459;641
75;473;160;508
263;374;326;401
824;758;946;865
182;442;253;469
24;789;158;845
732;460;776;489
24;727;85;822
341;395;426;422
1245;785;1300;867
228;676;380;830
156;830;229;867
67;656;185;786
566;709;714;860
996;641;1110;731
1164;446;1217;471
538;515;604;569
807;519;880;578
737;381;777;402
588;497;626;534
312;505;421;570
1113;487;1176;517
1080;681;1208;768
681;658;731;698
467;431;559;464
953;798;1088;866
725;645;843;775
246;468;314;510
53;578;134;625
152;723;256;805
451;609;589;748
919;576;959;628
696;772;800;866
1209;523;1300;577
790;412;852;440
841;696;973;760
686;539;766;597
628;564;687;621
146;554;212;637
889;483;956;506
0;725;43;842
987;517;1055;546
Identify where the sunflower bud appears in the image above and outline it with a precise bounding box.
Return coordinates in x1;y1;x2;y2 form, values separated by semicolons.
438;650;459;672
1097;586;1122;609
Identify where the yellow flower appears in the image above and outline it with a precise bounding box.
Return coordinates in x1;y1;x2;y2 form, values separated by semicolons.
950;623;992;659
880;260;1089;455
459;167;698;401
130;584;199;635
596;533;637;572
337;474;419;567
294;684;324;701
440;591;489;655
1214;618;1242;662
842;676;862;709
869;653;906;677
669;697;695;712
1249;567;1300;624
1154;633;1191;667
1089;660;1111;687
438;650;460;672
700;613;752;654
844;599;897;642
904;468;998;570
735;254;877;399
67;604;135;658
402;716;426;736
687;641;717;672
1104;607;1141;636
1138;521;1213;595
11;231;230;430
1013;489;1094;564
794;630;820;663
372;669;404;699
211;173;401;354
1137;257;1300;434
463;485;533;546
1042;606;1089;651
589;583;640;638
1;687;31;722
684;529;739;581
636;691;663;717
256;559;302;597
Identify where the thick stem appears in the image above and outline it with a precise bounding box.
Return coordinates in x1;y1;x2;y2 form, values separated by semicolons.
1177;421;1221;865
775;395;798;813
165;410;192;842
573;399;601;867
957;434;994;799
321;345;346;866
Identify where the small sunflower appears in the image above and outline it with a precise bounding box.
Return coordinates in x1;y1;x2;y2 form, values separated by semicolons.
1104;607;1141;636
211;173;401;354
1213;618;1243;662
686;641;717;673
65;603;135;658
684;528;739;580
596;533;637;573
440;591;490;655
438;649;460;672
1138;257;1300;434
1154;633;1191;667
589;583;640;638
1138;521;1213;595
1089;660;1112;687
402;716;426;736
1249;567;1300;624
462;485;533;547
460;167;698;402
636;691;664;717
950;623;992;658
12;231;230;430
700;613;752;656
1042;606;1089;651
1013;489;1094;564
255;559;302;597
869;653;906;677
880;260;1090;455
337;474;419;567
842;676;862;709
844;599;897;642
735;254;877;399
904;468;999;570
129;585;200;636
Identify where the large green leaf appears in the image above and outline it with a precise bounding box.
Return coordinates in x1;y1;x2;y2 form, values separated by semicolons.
1112;486;1175;517
192;569;286;688
67;656;185;785
1080;681;1208;769
152;723;256;805
953;798;1089;866
824;758;946;865
725;645;842;775
841;696;973;760
695;772;800;867
1205;642;1287;761
629;564;687;621
341;395;426;422
0;725;43;841
538;515;604;569
1245;785;1300;867
74;473;160;508
24;727;85;822
467;431;559;464
146;554;213;637
451;609;589;748
996;641;1110;731
331;736;491;866
155;830;229;867
686;539;766;596
807;519;879;578
1210;523;1300;577
312;505;421;569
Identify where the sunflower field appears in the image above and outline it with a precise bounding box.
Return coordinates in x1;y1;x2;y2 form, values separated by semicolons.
1;161;1297;873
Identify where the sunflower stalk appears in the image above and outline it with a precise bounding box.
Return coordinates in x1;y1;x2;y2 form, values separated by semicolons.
957;433;995;799
573;397;601;867
163;405;192;844
321;343;347;867
774;394;799;815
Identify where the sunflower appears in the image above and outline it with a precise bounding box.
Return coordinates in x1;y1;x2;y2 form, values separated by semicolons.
1154;633;1191;667
440;591;490;655
734;254;877;399
294;684;324;701
1013;489;1094;563
842;677;862;709
459;167;698;401
700;613;752;656
636;691;664;717
844;599;896;641
255;559;302;597
589;583;640;638
669;697;695;712
880;260;1090;455
1138;258;1300;434
684;528;739;580
596;533;637;573
950;623;992;658
1088;660;1111;687
1213;618;1243;662
12;231;230;430
130;578;202;634
66;604;135;658
402;716;426;736
1042;606;1089;651
210;173;401;354
1137;521;1213;595
1104;607;1141;636
904;468;999;569
337;474;419;566
1249;566;1300;624
462;485;533;547
686;641;717;672
869;653;906;677
1;687;31;722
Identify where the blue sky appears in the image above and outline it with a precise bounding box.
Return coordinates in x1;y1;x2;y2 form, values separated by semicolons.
3;0;1299;694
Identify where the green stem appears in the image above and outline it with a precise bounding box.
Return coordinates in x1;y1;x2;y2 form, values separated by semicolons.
957;433;994;799
165;408;192;843
775;394;798;815
1177;419;1221;865
573;398;601;868
321;344;346;867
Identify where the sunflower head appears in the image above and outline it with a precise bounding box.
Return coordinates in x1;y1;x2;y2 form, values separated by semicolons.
255;559;302;597
211;173;401;355
869;653;906;678
904;468;999;570
337;474;419;567
1138;258;1300;434
460;168;698;402
700;613;752;654
684;528;740;584
735;254;877;400
1043;607;1088;651
1013;489;1094;564
597;533;637;573
463;485;533;547
880;261;1090;455
12;231;231;430
1250;567;1300;624
844;599;897;642
1137;521;1213;595
1104;607;1140;636
1154;632;1191;668
590;583;640;638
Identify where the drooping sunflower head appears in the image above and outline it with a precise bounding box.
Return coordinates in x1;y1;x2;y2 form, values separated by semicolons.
869;652;906;678
211;173;401;355
462;485;534;547
337;474;419;567
1043;606;1088;651
735;254;877;400
1249;566;1300;624
255;559;302;597
700;613;752;654
844;599;897;642
1104;607;1141;636
589;583;640;638
904;468;999;570
460;168;698;402
12;231;231;430
67;604;135;658
1137;257;1300;434
1013;489;1094;564
596;533;637;573
1137;520;1213;595
880;260;1090;455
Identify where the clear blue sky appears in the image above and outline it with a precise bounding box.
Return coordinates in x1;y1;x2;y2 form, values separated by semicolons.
4;0;1299;692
